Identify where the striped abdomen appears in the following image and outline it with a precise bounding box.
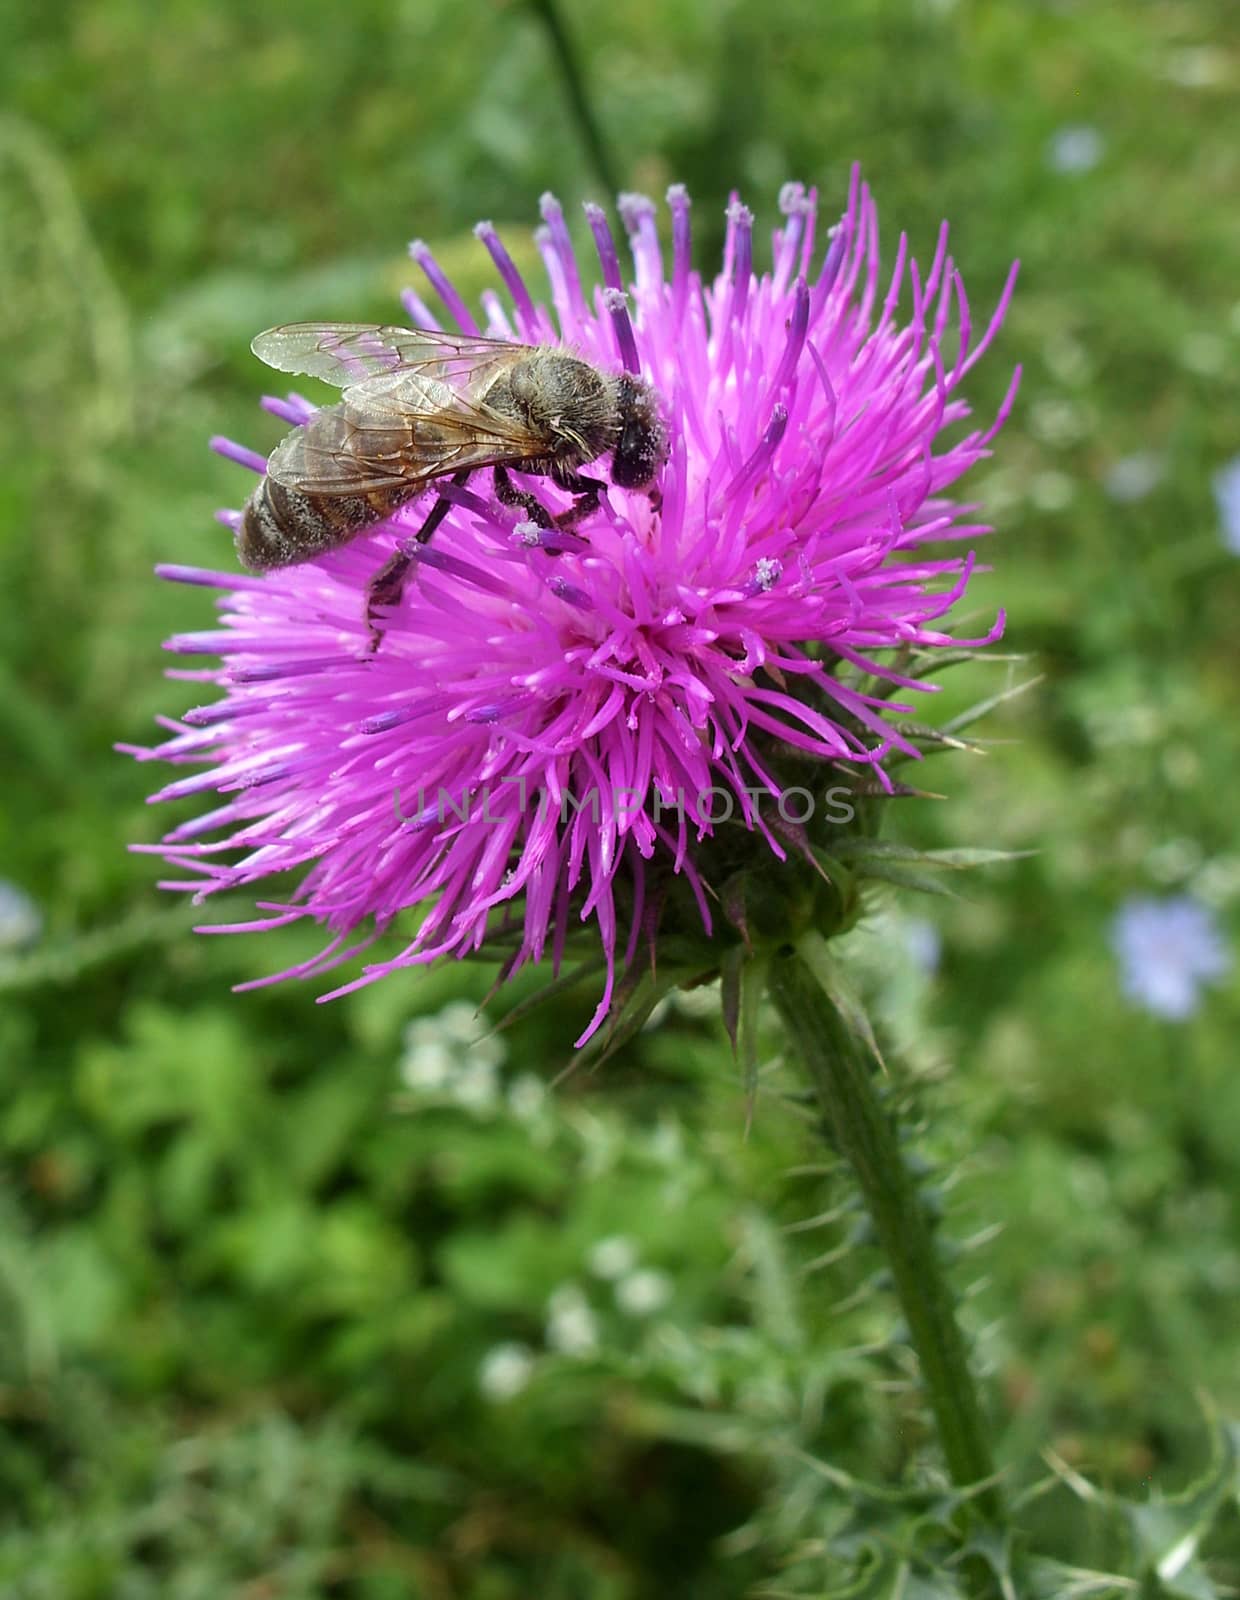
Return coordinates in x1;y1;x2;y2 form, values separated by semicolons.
237;475;414;571
236;398;428;572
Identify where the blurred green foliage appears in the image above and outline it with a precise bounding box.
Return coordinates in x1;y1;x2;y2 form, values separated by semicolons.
2;0;1240;1593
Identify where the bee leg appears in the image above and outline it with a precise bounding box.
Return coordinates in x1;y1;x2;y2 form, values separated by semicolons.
366;543;428;650
553;473;605;530
493;464;553;529
364;472;469;652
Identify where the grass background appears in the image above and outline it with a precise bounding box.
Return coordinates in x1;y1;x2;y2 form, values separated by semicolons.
2;1;1239;1594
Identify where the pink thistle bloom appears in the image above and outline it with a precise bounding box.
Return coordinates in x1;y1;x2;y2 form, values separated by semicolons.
127;172;1019;1042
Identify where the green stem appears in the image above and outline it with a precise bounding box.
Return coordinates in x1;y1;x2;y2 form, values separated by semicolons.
769;936;1001;1518
525;0;621;197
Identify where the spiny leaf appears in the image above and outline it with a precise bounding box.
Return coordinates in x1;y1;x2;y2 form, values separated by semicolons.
904;648;1030;683
887;722;991;759
796;931;887;1073
1136;1568;1218;1600
739;952;767;1127
492;954;607;1031
827;840;1033;870
1042;1419;1240;1599
917;847;1036;868
841;779;948;800
1122;1418;1238;1596
853;861;963;899
1021;1554;1136;1598
721;942;745;1056
939;674;1044;737
570;970;674;1071
810;852;856;896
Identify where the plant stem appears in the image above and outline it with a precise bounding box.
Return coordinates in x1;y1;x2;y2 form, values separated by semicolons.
525;0;621;197
769;936;1001;1517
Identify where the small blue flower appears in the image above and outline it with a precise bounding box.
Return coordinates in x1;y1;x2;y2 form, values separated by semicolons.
1211;456;1240;553
0;881;41;950
902;917;942;976
1046;126;1104;175
1111;894;1231;1021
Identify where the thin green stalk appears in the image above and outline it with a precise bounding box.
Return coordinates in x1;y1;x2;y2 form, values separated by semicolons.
769;937;1001;1519
525;0;621;197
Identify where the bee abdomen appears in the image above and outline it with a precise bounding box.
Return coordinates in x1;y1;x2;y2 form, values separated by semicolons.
237;477;382;571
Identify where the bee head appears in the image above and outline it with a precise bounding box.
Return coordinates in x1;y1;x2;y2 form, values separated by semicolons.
610;373;667;489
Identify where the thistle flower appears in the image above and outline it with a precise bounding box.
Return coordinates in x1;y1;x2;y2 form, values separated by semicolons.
127;172;1019;1041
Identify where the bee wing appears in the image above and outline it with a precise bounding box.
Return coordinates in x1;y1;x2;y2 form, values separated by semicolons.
251;321;524;392
263;372;547;498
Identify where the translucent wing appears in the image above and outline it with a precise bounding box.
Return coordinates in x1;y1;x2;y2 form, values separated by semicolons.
251;321;524;392
264;370;546;498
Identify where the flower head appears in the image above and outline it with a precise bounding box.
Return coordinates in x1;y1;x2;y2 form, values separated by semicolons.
127;172;1019;1041
1111;894;1231;1021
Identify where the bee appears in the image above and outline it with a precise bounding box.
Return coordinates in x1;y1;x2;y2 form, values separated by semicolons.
238;322;667;645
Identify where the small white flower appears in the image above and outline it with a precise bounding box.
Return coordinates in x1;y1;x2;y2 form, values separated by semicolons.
399;1038;456;1093
1103;453;1164;504
587;1236;638;1280
546;1284;599;1356
615;1269;673;1317
1192;855;1240;909
1029;397;1084;448
1144;838;1204;885
647;1121;685;1168
1046;125;1104;175
453;1060;500;1112
1029;470;1075;513
440;1001;506;1065
507;1073;547;1122
478;1342;535;1401
1043;333;1092;386
397;1000;506;1099
438;999;479;1042
1163;46;1227;89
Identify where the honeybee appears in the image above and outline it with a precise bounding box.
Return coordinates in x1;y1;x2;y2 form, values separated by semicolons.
239;322;667;645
